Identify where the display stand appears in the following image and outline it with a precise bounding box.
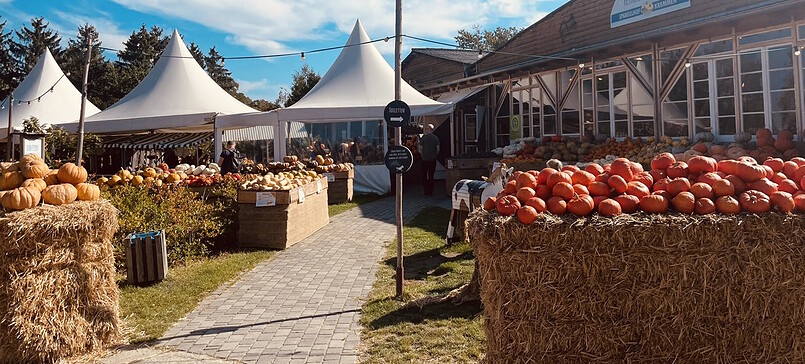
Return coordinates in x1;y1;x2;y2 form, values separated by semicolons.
324;169;354;204
445;157;497;194
237;179;329;250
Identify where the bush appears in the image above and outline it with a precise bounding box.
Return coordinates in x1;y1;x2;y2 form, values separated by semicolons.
104;184;228;269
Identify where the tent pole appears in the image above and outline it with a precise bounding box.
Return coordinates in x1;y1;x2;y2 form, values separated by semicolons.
76;33;94;166
214;118;223;165
6;94;12;160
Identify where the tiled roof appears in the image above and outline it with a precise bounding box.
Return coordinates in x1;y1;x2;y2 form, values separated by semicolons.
410;48;479;64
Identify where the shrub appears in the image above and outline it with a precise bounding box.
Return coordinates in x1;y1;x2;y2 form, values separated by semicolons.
104;184;226;269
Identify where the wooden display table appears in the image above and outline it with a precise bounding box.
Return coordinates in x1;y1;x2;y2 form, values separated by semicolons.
445;157;497;194
237;179;329;250
323;170;354;204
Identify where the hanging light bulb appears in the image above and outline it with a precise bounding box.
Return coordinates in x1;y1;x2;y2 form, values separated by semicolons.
477;49;483;59
384;37;390;42
685;60;692;68
1;104;5;110
37;97;41;102
221;57;225;66
301;52;305;61
795;46;802;57
27;101;30;105
49;87;54;93
65;71;71;76
578;62;585;68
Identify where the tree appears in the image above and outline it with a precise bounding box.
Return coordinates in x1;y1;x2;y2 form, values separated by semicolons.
204;46;238;94
62;24;119;109
0;19;18;100
249;99;280;112
115;25;169;98
455;25;520;52
187;41;206;70
10;17;63;74
284;64;320;107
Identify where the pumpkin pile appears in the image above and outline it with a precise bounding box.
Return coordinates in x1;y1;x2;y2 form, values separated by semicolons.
0;155;99;211
239;170;324;191
486;153;805;224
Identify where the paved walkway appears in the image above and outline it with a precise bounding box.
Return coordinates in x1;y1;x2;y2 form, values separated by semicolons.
104;190;449;364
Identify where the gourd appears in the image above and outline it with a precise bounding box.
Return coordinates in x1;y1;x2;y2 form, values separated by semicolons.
695;131;714;142
0;171;24;190
734;131;752;143
1;186;41;210
44;170;60;185
57;163;88;185
76;183;100;201
18;154;49;179
21;178;47;192
42;183;78;205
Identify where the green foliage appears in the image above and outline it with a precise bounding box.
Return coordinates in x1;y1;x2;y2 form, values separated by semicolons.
62;24;119;109
44;126;104;165
455;25;521;52
0;19;19;100
284;64;321;107
104;184;229;268
22;116;44;134
10;17;63;74
115;25;169;98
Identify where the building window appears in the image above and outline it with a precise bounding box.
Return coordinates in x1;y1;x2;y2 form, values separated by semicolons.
661;48;685;85
530;87;542;138
540;72;558;136
662;73;689;137
596;74;611;137
740;46;797;135
496;86;510;147
562;82;580;135
596;70;629;138
738;28;792;47
715;58;738;136
692;62;712;134
695;39;733;56
582;78;594;136
464;114;477;143
630;75;654;137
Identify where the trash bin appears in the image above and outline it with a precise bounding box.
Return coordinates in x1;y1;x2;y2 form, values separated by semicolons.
125;230;168;285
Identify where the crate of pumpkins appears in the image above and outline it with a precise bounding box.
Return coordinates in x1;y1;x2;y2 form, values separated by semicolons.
0;154;99;211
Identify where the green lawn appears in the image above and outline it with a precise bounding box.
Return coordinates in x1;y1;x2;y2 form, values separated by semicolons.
119;250;274;343
328;193;386;217
359;208;484;363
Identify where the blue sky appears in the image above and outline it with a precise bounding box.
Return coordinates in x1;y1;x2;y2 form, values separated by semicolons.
1;0;567;102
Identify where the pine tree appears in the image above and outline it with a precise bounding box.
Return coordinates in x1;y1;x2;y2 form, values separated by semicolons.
0;19;19;100
204;46;238;94
187;41;206;71
10;17;63;74
62;24;119;109
115;25;168;97
284;64;320;107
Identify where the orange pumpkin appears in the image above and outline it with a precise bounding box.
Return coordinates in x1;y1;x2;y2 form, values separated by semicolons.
615;194;640;214
794;194;805;212
504;180;517;194
571;170;595;186
726;175;748;195
640;194;668;213
770;172;787;184
735;162;766;183
778;179;799;194
749;178;778;196
517;205;539;225
712;179;735;197
537;168;558;185
57;163;88;185
653;177;671;192
598;198;622;216
770;191;795;213
496;195;520;216
567;194;594;216
694;198;716;215
739;190;771;213
717;160;740;175
546;196;567;215
688;156;717;174
671;192;696;214
43;170;60;185
666;178;691;197
562;165;580;173
782;161;799;179
0;171;24;190
648;169;666;183
607;175;628;194
483;197;496;211
19;155;50;179
610;158;634;181
76;183;101;201
21;178;47;192
690;182;714;199
525;197;547;213
588;182;611;197
585;164;604;176
546;171;572;190
42;183;78;205
651;152;676;171
516;187;536;203
1;186;41;210
634;172;654;189
553;182;575;200
573;184;589;195
626;181;650;199
698;172;721;186
763;158;784;173
667;162;689;178
516;173;537;189
535;185;552;200
716;196;741;214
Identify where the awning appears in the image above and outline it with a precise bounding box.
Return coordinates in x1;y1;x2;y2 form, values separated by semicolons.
221;122;309;142
435;84;489;105
102;132;212;149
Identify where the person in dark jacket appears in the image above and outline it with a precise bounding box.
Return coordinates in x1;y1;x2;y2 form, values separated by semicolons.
218;141;241;174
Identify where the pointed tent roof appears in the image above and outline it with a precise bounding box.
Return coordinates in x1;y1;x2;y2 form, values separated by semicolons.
0;49;100;139
216;19;451;128
65;29;256;134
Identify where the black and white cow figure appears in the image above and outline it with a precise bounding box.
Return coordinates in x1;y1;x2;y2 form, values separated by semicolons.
445;163;514;244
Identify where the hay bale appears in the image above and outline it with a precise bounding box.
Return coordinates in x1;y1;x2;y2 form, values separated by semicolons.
0;201;121;363
468;211;805;363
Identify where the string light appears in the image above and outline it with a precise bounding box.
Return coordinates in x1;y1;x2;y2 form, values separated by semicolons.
684;60;692;68
795;46;802;57
221;57;225;66
578;63;585;68
301;52;305;61
477;49;483;59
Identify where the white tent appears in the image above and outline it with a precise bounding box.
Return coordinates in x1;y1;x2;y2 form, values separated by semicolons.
61;29;257;135
216;20;453;194
1;49;100;140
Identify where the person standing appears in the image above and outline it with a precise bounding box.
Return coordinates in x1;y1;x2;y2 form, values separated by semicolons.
218;141;241;175
418;123;440;196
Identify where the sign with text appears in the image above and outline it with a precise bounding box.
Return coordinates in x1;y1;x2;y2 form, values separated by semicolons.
297;188;306;203
384;145;414;174
21;137;43;159
611;0;690;28
384;100;411;128
323;173;335;182
509;115;522;141
255;192;276;207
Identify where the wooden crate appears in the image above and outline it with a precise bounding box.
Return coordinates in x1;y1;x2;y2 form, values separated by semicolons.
237;178;328;205
327;178;353;204
125;230;168;285
238;182;329;250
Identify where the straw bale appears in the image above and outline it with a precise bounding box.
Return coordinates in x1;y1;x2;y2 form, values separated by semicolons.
467;210;805;363
0;201;121;363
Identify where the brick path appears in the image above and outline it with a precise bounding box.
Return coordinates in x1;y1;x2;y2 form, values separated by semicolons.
104;189;449;364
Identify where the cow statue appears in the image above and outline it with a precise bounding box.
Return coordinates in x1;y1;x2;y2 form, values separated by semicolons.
445;163;514;244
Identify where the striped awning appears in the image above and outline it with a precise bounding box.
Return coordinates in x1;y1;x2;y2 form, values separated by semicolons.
102;133;212;149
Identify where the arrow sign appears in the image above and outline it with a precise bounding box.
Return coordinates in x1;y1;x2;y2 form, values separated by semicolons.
384;100;411;128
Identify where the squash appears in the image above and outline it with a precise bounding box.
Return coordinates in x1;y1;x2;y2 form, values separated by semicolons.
131;175;144;186
76;183;100;201
42;183;78;205
1;186;41;210
18;154;50;179
21;178;47;192
516;206;538;224
739;190;771;213
142;167;157;178
57;163;88;185
166;173;182;183
0;171;24;190
43;170;60;185
695;131;715;142
567;194;594;216
734;131;752;143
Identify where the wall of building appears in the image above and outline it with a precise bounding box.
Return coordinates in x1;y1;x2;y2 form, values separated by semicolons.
402;54;468;93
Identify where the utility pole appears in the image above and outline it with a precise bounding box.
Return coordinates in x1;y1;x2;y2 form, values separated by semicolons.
76;33;93;166
6;94;12;160
394;0;404;298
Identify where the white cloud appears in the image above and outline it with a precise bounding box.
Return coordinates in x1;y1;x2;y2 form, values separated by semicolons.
236;78;268;93
110;0;553;55
236;78;286;101
51;10;129;50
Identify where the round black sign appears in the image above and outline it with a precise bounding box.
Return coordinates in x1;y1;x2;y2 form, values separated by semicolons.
384;100;411;128
384;145;414;174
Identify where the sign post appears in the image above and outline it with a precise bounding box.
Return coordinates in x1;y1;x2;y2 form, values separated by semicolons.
392;0;405;298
